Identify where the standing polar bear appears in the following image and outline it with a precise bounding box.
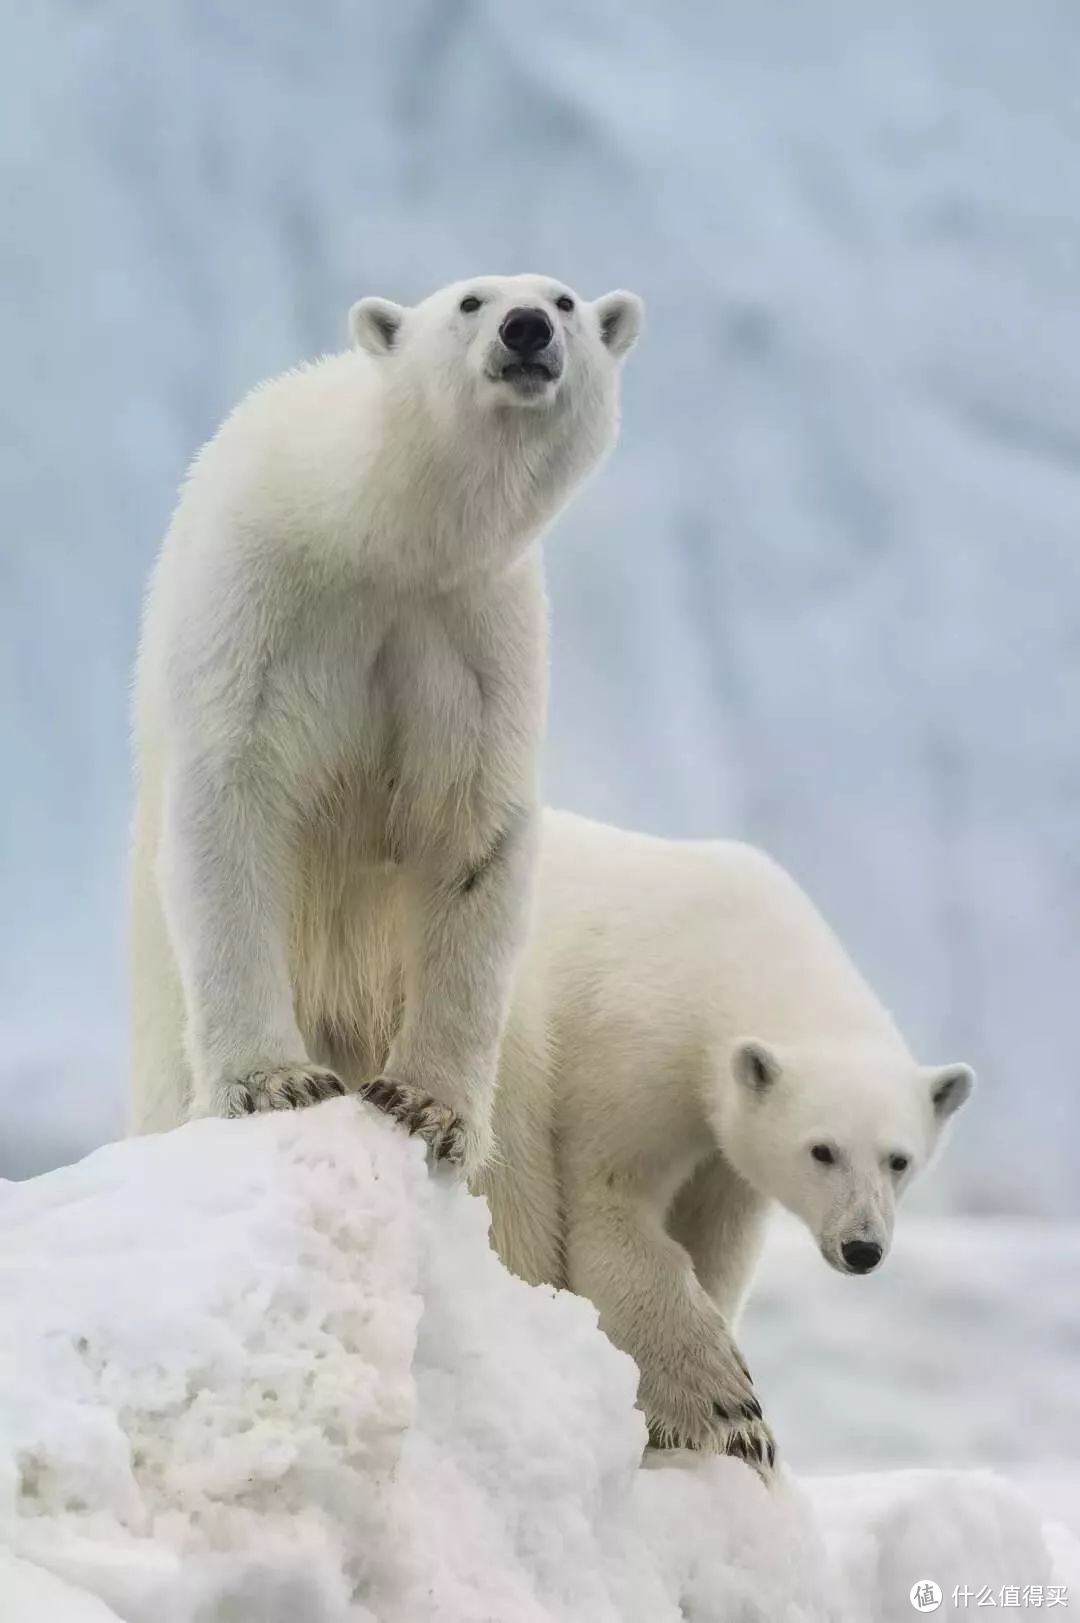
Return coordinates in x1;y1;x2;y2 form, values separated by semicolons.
129;274;642;1178
475;812;975;1472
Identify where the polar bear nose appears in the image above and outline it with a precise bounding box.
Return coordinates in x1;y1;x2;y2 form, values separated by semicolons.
500;307;554;356
841;1239;882;1274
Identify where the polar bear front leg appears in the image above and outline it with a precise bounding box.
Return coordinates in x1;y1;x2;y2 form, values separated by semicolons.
158;758;346;1119
667;1152;771;1328
566;1188;776;1476
363;806;538;1179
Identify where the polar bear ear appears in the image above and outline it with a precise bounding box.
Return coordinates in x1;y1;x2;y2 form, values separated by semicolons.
924;1063;976;1121
349;297;406;357
732;1040;782;1095
594;291;644;358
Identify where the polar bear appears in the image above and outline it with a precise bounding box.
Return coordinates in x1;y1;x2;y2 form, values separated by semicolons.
129;275;642;1177
476;811;975;1473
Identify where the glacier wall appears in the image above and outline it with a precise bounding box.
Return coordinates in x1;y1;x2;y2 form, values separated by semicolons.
2;2;1079;1208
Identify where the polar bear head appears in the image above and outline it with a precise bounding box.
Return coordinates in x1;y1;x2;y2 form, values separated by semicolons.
719;1041;975;1274
348;274;642;428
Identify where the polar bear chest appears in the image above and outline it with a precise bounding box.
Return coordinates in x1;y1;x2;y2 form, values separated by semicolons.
282;587;515;866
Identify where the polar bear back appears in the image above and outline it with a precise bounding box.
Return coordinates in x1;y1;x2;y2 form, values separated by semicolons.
526;811;910;1067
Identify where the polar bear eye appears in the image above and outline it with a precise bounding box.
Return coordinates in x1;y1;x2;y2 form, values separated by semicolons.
888;1154;910;1175
555;294;575;313
459;295;483;314
810;1143;835;1166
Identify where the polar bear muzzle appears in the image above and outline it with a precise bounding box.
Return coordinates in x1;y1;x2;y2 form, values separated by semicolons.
489;305;564;397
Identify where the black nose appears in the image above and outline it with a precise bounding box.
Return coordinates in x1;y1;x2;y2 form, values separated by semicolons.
841;1240;882;1274
499;307;554;356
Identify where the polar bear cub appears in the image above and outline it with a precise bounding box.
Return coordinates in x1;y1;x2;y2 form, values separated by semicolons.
478;811;975;1472
129;276;642;1177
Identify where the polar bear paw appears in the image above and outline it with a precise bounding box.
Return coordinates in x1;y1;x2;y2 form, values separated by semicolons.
640;1337;777;1479
647;1402;777;1482
213;1065;347;1118
359;1076;490;1176
719;1414;777;1478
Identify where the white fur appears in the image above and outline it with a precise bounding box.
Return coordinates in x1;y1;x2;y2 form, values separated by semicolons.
477;811;975;1470
129;275;642;1177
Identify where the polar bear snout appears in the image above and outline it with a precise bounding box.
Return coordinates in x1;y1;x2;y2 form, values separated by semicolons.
839;1238;883;1274
500;307;555;357
489;306;564;399
819;1214;892;1276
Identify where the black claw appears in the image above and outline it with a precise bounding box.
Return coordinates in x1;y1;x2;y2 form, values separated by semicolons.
713;1402;729;1421
743;1397;763;1421
282;1082;303;1108
240;1089;256;1114
362;1080;395;1111
358;1081;464;1162
766;1440;775;1467
726;1432;750;1461
326;1076;347;1097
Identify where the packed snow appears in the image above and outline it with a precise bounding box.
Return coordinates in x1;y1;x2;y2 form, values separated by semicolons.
0;1101;1073;1622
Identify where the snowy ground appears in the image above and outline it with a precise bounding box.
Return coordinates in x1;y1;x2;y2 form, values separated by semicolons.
1;1101;1075;1622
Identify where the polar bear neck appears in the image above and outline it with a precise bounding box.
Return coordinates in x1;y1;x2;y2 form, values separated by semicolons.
361;366;612;594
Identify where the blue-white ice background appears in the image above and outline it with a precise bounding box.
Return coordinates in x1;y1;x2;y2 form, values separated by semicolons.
2;1;1079;1219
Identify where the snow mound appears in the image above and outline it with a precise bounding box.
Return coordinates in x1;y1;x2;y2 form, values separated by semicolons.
0;1101;1064;1621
